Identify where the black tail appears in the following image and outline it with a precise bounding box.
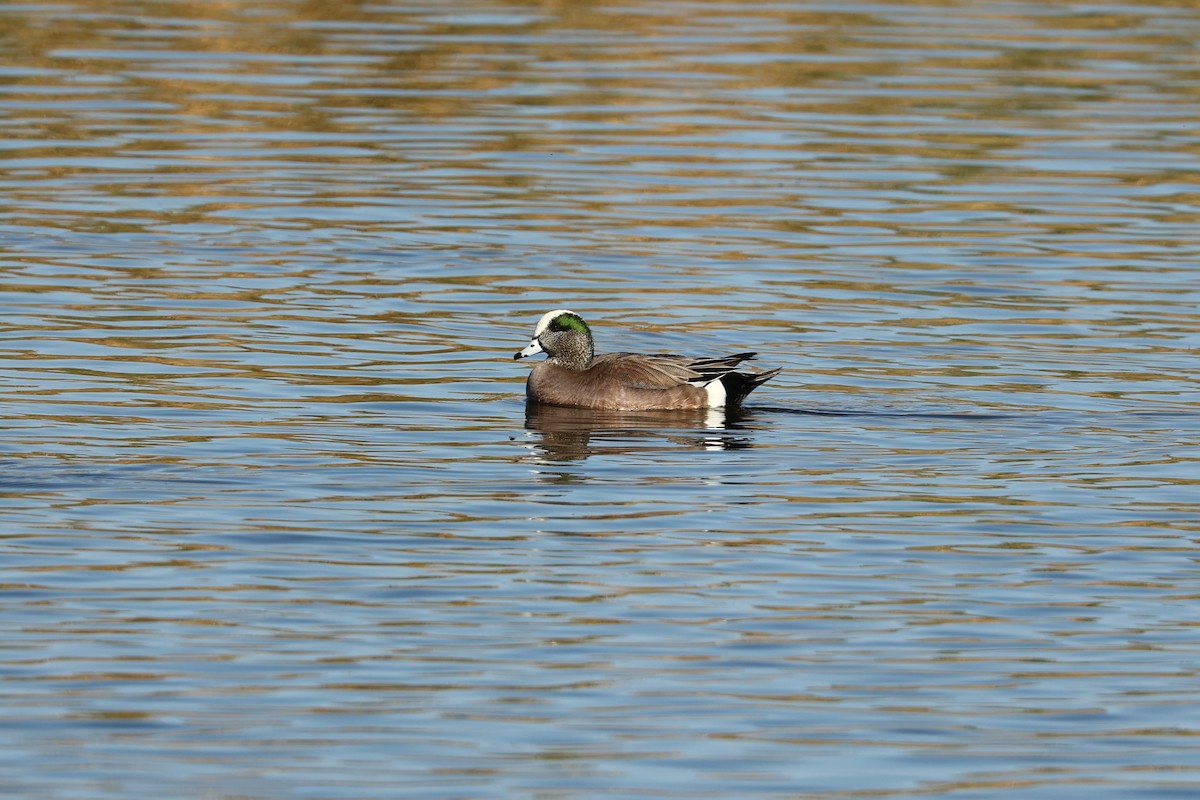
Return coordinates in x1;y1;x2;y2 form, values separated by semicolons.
720;367;782;408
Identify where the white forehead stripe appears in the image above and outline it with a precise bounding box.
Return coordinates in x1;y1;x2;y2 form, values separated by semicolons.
533;308;575;336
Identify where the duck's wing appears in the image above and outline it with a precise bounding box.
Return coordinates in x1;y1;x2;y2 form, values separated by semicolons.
586;353;696;390
589;352;758;390
684;352;758;381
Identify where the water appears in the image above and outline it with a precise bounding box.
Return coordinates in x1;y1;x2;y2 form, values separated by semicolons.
2;0;1199;797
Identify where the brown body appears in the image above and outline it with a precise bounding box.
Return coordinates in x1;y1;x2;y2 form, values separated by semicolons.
526;353;717;410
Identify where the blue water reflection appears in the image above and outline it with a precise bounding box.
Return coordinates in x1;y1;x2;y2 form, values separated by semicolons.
2;0;1199;797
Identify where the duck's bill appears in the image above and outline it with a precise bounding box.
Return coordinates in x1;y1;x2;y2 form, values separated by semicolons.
513;338;543;360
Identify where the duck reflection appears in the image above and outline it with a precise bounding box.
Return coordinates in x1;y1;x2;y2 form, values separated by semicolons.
521;402;756;461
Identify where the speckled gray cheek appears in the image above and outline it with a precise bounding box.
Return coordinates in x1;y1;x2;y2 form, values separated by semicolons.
541;329;594;371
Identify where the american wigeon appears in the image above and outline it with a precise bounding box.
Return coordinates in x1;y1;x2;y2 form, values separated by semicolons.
513;309;781;411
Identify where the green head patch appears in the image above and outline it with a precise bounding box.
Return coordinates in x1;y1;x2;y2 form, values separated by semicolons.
549;312;589;335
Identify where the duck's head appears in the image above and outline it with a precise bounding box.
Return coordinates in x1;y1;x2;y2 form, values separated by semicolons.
514;309;594;370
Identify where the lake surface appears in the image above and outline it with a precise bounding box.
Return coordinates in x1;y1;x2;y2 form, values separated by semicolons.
2;0;1199;797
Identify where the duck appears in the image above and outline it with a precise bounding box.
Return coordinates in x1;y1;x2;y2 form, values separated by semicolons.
513;309;781;411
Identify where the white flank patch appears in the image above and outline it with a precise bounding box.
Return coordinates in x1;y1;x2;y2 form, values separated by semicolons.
533;308;575;337
702;376;727;408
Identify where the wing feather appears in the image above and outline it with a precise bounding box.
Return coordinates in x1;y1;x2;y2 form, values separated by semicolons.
588;352;758;390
